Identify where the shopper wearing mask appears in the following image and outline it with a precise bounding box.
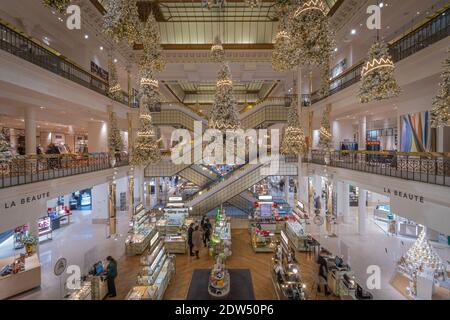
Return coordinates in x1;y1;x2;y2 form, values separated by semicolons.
106;256;118;298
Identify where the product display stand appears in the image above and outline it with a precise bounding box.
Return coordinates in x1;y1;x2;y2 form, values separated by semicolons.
156;205;190;254
91;275;108;300
208;257;230;299
251;229;276;253
284;220;309;252
126;236;176;300
125;203;156;255
209;208;232;259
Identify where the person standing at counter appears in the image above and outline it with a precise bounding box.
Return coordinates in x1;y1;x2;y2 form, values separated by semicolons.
188;223;195;256
106;256;118;298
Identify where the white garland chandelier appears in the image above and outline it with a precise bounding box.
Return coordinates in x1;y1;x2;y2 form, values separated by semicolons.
245;0;262;8
211;36;225;63
103;0;140;46
430;47;450;128
281;99;306;156
42;0;71;13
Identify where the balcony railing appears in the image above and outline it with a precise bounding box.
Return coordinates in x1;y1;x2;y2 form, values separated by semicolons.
0;153;129;189
307;150;450;187
311;7;450;105
0;22;138;108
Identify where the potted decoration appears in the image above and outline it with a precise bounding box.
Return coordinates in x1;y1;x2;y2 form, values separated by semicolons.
22;234;39;256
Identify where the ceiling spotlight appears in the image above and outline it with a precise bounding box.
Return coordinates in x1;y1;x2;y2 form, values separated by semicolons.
379;3;384;8
351;29;357;35
40;106;45;109
114;58;118;63
334;47;338;52
84;34;89;39
100;46;103;51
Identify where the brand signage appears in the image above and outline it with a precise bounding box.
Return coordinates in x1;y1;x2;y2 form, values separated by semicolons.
2;192;51;210
383;188;424;204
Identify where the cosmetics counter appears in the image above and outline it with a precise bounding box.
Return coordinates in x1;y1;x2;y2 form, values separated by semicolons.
271;232;306;300
248;196;290;234
125;203;156;255
0;254;41;300
157;204;190;254
126;236;175;300
251;228;276;253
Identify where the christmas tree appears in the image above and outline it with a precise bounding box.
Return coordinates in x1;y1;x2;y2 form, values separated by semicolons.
42;0;70;13
131;112;161;165
359;41;400;103
430;47;450;128
139;12;165;73
272;16;299;72
289;0;334;66
211;36;225;63
108;111;123;156
318;104;333;151
209;62;241;131
0;129;12;162
138;66;161;113
281;99;306;155
398;229;442;296
108;55;122;101
317;61;331;99
103;0;140;45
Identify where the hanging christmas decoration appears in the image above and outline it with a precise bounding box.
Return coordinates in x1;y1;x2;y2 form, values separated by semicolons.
430;48;450;128
289;0;334;66
131;112;161;165
0;129;13;163
209;63;241;131
398;229;443;296
103;0;140;45
108;55;122;101
245;0;262;8
139;11;166;72
318;104;332;152
108;111;123;157
42;0;70;13
272;16;299;72
211;36;225;63
317;61;331;99
281;99;306;155
359;41;400;103
138;66;161;113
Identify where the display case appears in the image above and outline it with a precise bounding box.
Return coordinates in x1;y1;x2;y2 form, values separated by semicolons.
38;216;52;242
66;281;91;300
164;235;187;254
125;203;156;255
208;257;230;299
285;220;309;251
210;217;232;259
251;229;275;253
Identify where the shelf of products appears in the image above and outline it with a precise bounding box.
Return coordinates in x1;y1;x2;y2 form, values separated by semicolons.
208;257;230;299
210;209;232;259
38;216;52;241
125;203;155;255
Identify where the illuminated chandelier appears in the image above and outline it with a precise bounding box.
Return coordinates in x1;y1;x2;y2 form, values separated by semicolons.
138;65;161;113
272;15;299;71
359;41;400;103
289;0;334;66
139;11;166;72
281;99;306;155
209;62;241;131
430;48;450;128
42;0;71;13
103;0;140;46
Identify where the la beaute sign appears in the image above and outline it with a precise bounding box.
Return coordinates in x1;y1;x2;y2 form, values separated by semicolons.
383;188;424;203
2;192;51;210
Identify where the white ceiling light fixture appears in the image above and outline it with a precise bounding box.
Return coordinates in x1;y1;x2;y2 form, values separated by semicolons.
84;34;89;39
351;29;357;35
100;46;104;51
379;3;384;8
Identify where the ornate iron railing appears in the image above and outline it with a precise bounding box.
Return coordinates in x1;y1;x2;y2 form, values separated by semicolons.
307;150;450;187
0;153;129;189
0;21;138;108
311;7;450;105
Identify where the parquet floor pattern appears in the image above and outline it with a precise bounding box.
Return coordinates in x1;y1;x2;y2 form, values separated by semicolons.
113;229;336;300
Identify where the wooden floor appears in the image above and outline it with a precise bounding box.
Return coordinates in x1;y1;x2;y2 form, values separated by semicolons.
113;228;336;300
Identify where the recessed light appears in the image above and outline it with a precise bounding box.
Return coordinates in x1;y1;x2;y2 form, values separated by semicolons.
114;58;118;63
100;46;103;50
351;29;357;35
84;34;89;39
40;107;45;109
334;47;338;52
417;11;420;15
379;3;384;8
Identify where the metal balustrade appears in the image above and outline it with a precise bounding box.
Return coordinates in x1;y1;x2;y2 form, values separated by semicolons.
0;22;138;108
310;7;450;105
0;153;129;189
307;150;450;187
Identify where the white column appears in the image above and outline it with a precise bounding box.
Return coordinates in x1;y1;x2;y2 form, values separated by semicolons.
87;120;108;153
24;107;37;155
358;116;367;151
145;177;151;208
91;183;109;224
358;187;367;234
155;177;160;206
342;182;350;223
336;181;343;220
138;167;145;204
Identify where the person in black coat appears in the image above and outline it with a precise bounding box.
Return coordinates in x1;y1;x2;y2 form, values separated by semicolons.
187;223;194;256
106;256;118;298
203;218;212;247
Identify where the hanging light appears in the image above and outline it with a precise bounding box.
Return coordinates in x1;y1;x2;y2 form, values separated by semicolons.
211;36;225;63
281;99;306;156
430;48;450;128
108;55;122;100
245;0;262;8
42;0;70;13
103;0;140;46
